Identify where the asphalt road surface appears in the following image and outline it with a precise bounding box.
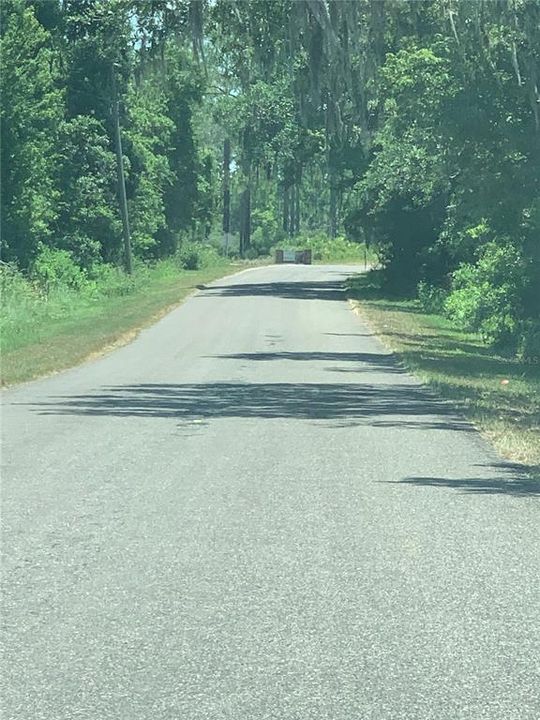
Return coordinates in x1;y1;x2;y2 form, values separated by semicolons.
2;264;539;720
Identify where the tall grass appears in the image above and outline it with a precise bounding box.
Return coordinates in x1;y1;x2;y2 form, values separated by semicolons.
1;246;225;354
1;246;229;384
2;261;136;353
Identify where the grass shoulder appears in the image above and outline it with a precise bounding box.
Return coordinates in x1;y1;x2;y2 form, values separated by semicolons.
1;259;259;386
347;271;540;478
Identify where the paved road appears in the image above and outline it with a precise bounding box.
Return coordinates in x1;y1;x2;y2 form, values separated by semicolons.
2;264;539;720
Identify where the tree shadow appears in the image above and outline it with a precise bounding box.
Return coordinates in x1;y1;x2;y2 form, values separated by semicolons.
384;331;491;358
401;348;536;383
324;332;375;338
198;280;345;301
209;351;406;374
28;381;470;430
392;462;540;497
346;271;540;434
368;301;425;314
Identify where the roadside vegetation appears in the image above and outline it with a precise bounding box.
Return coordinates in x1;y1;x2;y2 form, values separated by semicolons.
1;247;235;385
1;236;361;385
1;1;538;383
348;271;540;475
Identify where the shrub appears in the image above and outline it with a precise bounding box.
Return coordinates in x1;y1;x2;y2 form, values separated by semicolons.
518;321;540;363
251;209;284;256
178;242;221;270
444;242;525;348
87;262;136;297
30;246;87;294
244;247;260;260
1;262;43;335
417;281;447;314
178;244;201;270
1;261;74;345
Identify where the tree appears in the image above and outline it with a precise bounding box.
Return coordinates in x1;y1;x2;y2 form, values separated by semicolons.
0;0;63;267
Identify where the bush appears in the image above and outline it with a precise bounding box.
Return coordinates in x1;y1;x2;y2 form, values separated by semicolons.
1;263;43;336
251;209;284;256
518;321;540;363
30;246;87;294
444;242;525;348
1;260;77;344
87;262;137;297
417;281;447;314
178;244;201;270
177;242;221;270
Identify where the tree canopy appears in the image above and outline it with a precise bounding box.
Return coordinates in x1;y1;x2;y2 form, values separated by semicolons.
1;0;539;357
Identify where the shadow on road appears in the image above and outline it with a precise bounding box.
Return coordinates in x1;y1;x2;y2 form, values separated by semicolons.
324;332;375;338
209;351;406;374
393;462;540;497
29;382;470;431
198;280;345;301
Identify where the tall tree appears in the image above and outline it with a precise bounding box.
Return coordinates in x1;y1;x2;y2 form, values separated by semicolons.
0;0;63;266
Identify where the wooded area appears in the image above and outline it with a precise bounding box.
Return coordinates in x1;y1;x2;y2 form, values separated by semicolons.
1;0;539;358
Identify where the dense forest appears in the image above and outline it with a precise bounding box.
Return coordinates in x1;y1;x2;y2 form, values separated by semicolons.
1;0;539;358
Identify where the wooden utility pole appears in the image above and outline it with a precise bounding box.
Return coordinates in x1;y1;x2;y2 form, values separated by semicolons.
111;65;133;275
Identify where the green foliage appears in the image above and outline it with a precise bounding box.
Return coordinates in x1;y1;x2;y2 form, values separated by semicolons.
349;43;454;292
2;0;539;362
1;262;44;344
0;1;63;266
63;0;131;122
417;282;447;315
278;233;365;263
344;9;539;357
31;246;88;294
518;322;540;364
160;46;205;253
125;81;174;258
444;243;526;349
55;116;120;267
178;243;221;270
251;208;283;256
86;262;137;298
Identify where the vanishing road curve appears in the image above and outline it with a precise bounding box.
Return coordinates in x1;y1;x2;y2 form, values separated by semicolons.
2;264;539;719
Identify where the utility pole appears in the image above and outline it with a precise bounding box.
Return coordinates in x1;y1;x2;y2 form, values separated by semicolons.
111;64;133;275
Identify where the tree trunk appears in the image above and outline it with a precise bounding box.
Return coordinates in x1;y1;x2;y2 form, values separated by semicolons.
239;186;251;257
283;184;290;235
289;186;295;236
222;138;231;254
244;185;251;252
111;66;133;274
239;192;245;257
294;183;301;235
329;180;338;238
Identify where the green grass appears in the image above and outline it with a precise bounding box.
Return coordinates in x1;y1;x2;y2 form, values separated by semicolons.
347;271;540;475
1;259;250;386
